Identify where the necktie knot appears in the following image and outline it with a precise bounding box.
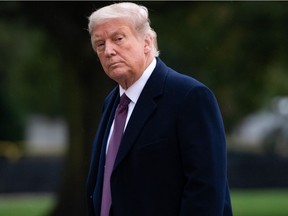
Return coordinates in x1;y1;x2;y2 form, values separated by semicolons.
117;93;131;113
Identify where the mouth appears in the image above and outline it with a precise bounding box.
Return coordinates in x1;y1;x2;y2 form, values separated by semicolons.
108;62;123;69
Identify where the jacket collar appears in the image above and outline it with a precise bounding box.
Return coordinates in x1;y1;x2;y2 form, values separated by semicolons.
113;57;169;171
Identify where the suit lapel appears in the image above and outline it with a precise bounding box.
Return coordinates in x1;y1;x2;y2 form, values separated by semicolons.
88;88;119;184
113;58;168;171
87;88;120;215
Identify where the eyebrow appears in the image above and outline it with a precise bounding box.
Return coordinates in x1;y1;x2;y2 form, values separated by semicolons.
93;26;129;39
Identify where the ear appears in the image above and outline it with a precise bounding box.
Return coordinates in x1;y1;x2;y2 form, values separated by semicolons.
144;34;153;54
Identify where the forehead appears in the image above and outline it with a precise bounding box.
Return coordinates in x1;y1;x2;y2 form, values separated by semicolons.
91;18;134;38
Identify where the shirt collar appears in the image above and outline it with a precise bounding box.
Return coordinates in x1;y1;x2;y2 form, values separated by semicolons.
119;58;156;104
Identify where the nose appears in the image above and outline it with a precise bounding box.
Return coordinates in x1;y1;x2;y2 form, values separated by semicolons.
104;41;116;57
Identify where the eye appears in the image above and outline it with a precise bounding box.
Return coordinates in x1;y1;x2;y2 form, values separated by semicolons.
95;41;105;52
97;43;104;48
114;35;124;43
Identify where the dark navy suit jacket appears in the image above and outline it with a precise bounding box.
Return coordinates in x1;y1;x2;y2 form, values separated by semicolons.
86;58;233;216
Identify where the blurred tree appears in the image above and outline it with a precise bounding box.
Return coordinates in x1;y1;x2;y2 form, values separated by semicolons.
0;3;63;141
0;1;112;215
16;2;115;215
149;1;288;130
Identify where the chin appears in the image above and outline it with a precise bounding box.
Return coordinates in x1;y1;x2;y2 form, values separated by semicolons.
109;71;127;82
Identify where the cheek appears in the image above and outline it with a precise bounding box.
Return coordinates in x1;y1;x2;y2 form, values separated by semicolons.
125;42;143;56
126;45;145;59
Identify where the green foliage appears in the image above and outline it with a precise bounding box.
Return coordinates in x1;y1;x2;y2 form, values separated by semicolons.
0;7;63;140
0;22;63;115
1;1;288;137
149;2;288;131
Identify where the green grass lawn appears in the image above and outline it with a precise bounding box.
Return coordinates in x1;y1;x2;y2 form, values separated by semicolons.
0;194;55;216
0;189;288;215
231;189;288;216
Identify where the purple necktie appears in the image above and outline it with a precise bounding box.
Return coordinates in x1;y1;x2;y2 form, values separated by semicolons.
101;93;131;216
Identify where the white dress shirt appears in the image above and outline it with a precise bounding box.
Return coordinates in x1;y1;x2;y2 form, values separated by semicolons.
106;58;157;152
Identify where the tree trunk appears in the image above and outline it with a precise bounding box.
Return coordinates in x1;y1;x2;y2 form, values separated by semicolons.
20;2;113;215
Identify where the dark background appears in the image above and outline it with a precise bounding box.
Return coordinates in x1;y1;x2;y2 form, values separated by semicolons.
1;1;288;215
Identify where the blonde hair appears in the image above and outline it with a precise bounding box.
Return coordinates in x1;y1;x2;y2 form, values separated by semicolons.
88;2;159;57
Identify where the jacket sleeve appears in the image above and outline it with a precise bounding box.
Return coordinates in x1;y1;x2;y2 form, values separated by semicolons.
177;85;229;216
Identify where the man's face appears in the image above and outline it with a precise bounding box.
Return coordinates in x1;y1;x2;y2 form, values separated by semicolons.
91;18;151;89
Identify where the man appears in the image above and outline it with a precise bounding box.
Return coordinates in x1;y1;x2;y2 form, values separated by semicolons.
86;2;233;216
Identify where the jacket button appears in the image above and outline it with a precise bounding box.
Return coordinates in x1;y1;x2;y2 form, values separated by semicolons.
90;195;93;199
